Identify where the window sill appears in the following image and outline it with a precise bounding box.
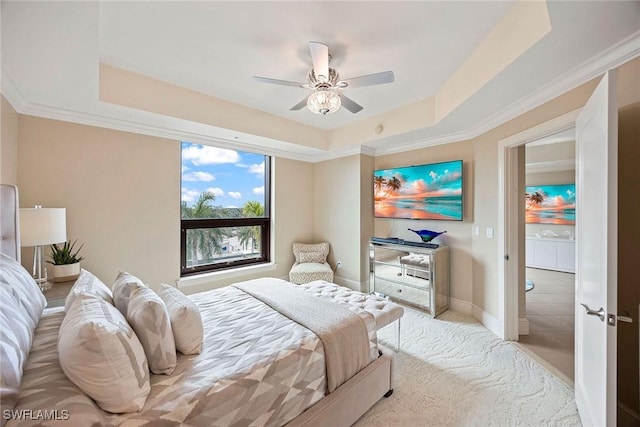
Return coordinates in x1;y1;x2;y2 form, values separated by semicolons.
176;262;278;290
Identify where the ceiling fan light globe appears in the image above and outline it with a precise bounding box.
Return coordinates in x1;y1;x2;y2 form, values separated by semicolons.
307;90;341;115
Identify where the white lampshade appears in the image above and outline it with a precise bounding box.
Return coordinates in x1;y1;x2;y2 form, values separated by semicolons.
19;207;67;247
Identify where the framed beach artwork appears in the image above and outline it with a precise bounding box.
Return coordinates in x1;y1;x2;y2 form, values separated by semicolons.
525;184;576;224
373;160;463;221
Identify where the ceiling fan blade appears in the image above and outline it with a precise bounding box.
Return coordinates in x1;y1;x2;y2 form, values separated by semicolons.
253;76;305;88
289;96;309;111
340;94;363;114
309;41;329;82
340;71;394;88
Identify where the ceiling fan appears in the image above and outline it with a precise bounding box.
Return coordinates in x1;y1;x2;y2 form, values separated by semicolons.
253;41;394;115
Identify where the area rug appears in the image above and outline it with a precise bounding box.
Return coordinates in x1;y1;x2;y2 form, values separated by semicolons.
355;307;581;426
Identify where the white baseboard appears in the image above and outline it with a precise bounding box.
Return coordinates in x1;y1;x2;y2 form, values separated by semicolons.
519;317;530;336
333;275;366;292
449;297;473;315
472;304;503;338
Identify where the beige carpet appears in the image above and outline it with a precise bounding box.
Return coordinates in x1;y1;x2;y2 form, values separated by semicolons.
356;307;581;426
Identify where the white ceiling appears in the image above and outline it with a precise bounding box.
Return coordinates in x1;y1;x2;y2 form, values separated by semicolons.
2;1;639;160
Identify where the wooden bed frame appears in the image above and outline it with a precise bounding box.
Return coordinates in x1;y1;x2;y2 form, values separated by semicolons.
0;184;394;426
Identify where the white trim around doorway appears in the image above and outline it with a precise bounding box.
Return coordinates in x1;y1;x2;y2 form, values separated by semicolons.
497;109;581;340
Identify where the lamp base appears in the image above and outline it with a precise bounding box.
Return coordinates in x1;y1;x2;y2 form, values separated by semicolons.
31;245;52;292
35;277;53;291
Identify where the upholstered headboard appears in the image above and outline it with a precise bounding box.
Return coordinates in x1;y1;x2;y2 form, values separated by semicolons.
0;184;20;262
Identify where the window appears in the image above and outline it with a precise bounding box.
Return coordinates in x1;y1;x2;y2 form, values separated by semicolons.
180;142;271;276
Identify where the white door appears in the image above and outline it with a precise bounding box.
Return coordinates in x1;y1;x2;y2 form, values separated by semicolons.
575;70;618;426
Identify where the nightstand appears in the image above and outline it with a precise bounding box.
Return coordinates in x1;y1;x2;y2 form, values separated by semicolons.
42;279;75;308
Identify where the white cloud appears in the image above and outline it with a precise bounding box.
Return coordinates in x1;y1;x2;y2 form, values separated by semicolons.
181;189;200;203
249;162;265;176
205;187;225;197
182;171;215;182
228;191;242;199
252;186;264;195
182;144;240;165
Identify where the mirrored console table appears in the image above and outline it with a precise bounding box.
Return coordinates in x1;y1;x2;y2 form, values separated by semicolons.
369;238;449;317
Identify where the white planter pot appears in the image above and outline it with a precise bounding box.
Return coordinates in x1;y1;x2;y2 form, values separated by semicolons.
52;262;81;283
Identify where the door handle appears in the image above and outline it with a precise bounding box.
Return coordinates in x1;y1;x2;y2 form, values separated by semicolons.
580;303;605;322
618;311;633;324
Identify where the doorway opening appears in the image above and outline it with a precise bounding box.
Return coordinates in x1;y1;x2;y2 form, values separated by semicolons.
517;134;577;384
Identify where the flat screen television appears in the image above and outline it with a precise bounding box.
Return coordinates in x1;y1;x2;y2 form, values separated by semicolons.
525;184;576;224
374;160;463;220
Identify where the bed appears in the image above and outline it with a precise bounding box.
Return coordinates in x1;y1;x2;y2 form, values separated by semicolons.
0;184;404;427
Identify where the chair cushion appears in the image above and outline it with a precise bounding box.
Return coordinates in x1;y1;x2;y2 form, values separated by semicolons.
289;262;334;284
298;251;326;264
292;242;329;264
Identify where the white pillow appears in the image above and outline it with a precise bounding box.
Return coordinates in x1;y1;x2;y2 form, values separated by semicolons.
0;253;47;413
112;270;147;316
58;293;150;413
127;286;177;375
64;269;113;312
158;284;203;355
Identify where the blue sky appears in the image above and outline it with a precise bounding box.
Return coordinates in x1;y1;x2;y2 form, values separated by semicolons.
181;142;266;209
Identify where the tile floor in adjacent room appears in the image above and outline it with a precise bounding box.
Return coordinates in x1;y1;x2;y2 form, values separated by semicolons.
518;267;575;385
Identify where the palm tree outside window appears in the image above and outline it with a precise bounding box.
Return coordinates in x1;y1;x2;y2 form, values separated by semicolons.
180;142;271;276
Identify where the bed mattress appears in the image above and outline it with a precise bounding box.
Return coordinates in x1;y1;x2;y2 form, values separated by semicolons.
7;285;378;427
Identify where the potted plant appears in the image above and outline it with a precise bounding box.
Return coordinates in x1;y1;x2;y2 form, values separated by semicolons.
48;239;84;282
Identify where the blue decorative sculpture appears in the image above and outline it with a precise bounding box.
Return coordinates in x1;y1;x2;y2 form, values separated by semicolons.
408;228;447;243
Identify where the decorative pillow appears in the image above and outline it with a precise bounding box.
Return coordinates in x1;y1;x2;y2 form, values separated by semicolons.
0;252;46;325
157;284;203;355
0;253;47;414
298;251;326;264
293;242;330;264
112;270;147;316
64;269;113;312
58;293;150;413
126;286;177;375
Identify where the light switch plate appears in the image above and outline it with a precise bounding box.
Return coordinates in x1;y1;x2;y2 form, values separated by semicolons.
486;227;494;239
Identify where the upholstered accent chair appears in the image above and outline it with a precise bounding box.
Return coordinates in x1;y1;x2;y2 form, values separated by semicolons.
289;242;334;284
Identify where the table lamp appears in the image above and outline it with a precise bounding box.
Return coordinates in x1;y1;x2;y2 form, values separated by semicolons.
19;206;66;291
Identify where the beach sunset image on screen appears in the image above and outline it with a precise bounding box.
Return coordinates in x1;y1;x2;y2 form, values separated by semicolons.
374;160;463;221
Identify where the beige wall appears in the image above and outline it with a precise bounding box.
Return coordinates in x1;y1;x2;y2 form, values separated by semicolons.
18;116;180;288
1;96;19;185
16;115;315;292
359;155;375;288
618;102;640;415
471;78;599;317
312;154;364;290
374;140;474;307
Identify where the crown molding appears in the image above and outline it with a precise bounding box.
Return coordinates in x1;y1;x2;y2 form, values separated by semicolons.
1;67;28;112
19;102;322;163
466;29;640;143
4;31;639;163
372;30;640;158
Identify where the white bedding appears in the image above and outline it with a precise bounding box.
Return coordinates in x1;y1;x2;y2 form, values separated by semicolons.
8;284;380;426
